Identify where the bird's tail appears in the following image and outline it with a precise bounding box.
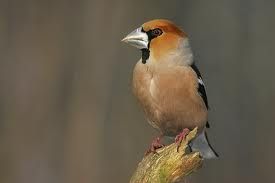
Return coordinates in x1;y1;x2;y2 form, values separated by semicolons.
190;131;219;159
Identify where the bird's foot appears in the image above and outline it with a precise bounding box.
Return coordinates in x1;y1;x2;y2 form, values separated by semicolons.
145;136;164;155
175;128;190;152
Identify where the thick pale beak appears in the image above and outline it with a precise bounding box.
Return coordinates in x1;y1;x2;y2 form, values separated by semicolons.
121;27;148;49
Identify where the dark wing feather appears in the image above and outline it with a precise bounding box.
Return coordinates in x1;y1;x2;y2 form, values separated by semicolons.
191;63;210;128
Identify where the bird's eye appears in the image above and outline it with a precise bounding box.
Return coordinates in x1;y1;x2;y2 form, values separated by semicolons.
151;28;163;37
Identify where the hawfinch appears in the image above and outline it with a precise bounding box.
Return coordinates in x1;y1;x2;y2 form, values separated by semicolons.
122;19;218;159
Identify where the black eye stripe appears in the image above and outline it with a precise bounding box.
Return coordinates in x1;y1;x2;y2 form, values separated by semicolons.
146;28;163;40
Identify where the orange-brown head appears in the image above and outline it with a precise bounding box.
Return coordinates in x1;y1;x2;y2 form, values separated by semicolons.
122;19;191;65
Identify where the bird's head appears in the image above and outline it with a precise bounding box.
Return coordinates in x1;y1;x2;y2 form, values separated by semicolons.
122;19;193;65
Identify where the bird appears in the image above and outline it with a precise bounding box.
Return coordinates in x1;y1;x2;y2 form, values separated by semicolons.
122;19;218;159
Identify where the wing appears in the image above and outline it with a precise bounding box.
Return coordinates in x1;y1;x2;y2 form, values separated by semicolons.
191;63;210;128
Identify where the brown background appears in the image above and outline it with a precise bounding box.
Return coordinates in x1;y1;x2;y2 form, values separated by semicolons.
0;0;275;183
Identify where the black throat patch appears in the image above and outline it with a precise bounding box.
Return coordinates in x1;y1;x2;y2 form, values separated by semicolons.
141;48;150;64
140;28;162;64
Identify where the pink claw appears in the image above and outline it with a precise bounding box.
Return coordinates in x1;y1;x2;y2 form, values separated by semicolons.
175;128;190;152
145;136;165;155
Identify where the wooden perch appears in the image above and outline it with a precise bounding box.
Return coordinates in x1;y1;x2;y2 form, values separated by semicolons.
130;128;202;183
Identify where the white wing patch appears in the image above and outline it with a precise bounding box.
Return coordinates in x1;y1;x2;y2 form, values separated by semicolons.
198;77;204;86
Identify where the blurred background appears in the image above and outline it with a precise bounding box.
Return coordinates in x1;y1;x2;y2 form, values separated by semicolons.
0;0;275;183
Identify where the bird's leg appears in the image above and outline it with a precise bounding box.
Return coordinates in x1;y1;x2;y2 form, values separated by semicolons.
145;135;165;155
175;128;190;152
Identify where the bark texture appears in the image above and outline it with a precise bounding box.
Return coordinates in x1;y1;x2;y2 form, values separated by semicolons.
130;128;202;183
